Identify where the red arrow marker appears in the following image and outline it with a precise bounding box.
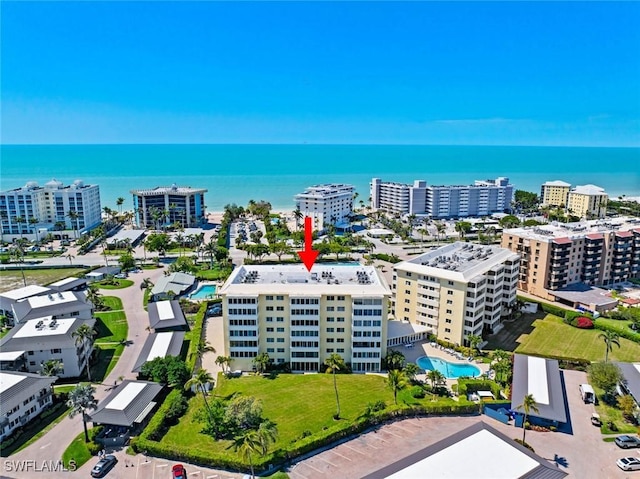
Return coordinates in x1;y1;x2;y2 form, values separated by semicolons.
298;216;319;272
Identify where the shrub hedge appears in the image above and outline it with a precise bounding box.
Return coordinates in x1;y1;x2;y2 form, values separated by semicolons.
594;320;640;344
457;379;501;398
517;296;570;317
185;302;207;372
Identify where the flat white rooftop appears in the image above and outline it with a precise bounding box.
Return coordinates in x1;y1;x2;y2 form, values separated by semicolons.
49;277;81;287
386;429;539;479
156;301;175;321
0;351;26;361
25;291;81;309
528;356;550;405
106;382;147;411
12;317;75;338
220;264;390;296
147;332;174;360
543;180;571;187
504;216;640;241
0;371;27;394
1;285;51;301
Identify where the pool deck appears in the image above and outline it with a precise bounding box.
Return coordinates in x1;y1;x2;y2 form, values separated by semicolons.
189;281;219;300
392;340;490;387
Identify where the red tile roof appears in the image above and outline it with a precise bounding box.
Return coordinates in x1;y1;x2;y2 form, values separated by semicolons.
616;231;633;238
553;237;572;245
586;233;604;240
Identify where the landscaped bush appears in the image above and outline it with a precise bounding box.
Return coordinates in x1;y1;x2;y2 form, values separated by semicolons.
410;386;425;398
594;321;640;343
141;389;184;441
518;296;569;317
557;358;591;371
571;316;594;329
457;379;501;398
185;302;207;372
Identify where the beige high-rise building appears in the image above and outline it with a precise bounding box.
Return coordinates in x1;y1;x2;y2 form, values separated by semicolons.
219;264;391;373
567;185;608;219
501;218;640;302
392;243;520;346
540;180;571;207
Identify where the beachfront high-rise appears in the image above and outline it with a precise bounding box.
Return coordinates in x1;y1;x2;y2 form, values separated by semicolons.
370;177;513;218
131;184;207;229
540;181;608;219
294;183;355;229
219;264;391;372
540;180;571;207
501;217;640;302
392;243;520;345
0;179;102;241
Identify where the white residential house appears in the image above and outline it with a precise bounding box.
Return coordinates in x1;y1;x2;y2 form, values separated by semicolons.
11;291;93;324
0;371;57;441
0;317;96;378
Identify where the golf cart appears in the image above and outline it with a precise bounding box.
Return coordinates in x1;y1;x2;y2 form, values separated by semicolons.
591;412;602;427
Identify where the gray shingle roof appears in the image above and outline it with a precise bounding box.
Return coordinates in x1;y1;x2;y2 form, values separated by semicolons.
0;371;57;415
616;362;640;404
89;380;163;426
512;354;567;423
147;300;187;331
132;331;185;373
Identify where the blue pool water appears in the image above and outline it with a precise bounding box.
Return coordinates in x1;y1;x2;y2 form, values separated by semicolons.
416;356;481;379
190;285;217;300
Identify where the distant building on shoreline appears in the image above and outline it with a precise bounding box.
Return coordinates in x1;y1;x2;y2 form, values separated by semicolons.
131;184;207;229
392;242;520;346
0;179;102;241
540;180;608;219
294;183;355;229
370;177;513;218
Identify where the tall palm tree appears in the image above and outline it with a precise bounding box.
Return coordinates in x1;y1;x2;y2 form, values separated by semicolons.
190;340;216;368
252;352;270;374
40;359;63;377
293;207;303;231
66;210;80;239
232;429;262;479
255;420;278;457
72;324;97;380
28;217;40;242
518;393;539;444
116;197;124;213
67;384;98;443
14;216;26;239
466;334;482;357
426;369;445;390
403;363;420;382
64;253;75;265
175;233;185;257
435;221;446;245
325;353;345;419
387;369;407;405
599;330;621;362
185;368;215;419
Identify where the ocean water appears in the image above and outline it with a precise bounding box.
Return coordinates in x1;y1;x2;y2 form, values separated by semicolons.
2;144;638;211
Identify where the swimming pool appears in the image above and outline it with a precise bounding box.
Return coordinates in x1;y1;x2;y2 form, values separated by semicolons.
190;285;217;300
416;356;481;379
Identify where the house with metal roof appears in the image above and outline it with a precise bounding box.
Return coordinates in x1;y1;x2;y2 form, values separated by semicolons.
0;285;52;316
11;291;93;324
85;266;122;282
362;422;566;479
0;371;57;441
0;317;96;378
90;380;163;428
147;300;188;331
48;276;87;293
150;272;196;301
511;354;568;427
132;331;185;373
616;362;640;408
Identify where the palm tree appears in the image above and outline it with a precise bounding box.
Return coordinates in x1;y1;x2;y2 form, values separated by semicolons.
455;221;472;240
40;359;63;377
435;221;446;244
67;384;98;443
387;369;407;405
86;285;104;310
252;352;270;374
325;353;345;419
518;393;539;444
190;340;216;367
28;217;40;242
176;232;185;256
232;429;262;479
11;246;27;286
466;334;482;357
14;216;26;239
66;210;80;239
72;324;97;380
384;349;405;371
64;253;75;266
215;355;228;373
426;369;445;390
403;363;420;382
256;420;278;457
185;368;215;419
116;197;124;213
599;330;621;362
293;207;303;231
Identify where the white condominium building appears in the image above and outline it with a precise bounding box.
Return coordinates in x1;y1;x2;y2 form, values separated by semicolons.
294;184;355;229
0;179;102;240
219;264;391;373
567;185;608;219
370;177;513;218
540;180;571;207
393;243;520;345
131;184;207;228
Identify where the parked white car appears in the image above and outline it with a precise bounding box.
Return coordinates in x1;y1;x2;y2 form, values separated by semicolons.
617;457;640;471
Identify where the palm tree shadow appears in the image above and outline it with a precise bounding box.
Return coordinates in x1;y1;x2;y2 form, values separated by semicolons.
553;454;569;468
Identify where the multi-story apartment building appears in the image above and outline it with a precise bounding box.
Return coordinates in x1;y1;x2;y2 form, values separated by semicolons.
0;179;102;241
370;177;513;218
11;291;93;325
219;264;391;373
0;317;96;378
567;185;608;219
392;243;520;345
0;371;57;441
501;218;640;301
540;180;571;207
131;184;207;229
370;179;427;214
294;184;355;230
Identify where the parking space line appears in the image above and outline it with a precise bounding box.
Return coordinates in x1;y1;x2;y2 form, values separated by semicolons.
316;455;338;467
302;461;325;474
343;444;367;455
329;449;352;462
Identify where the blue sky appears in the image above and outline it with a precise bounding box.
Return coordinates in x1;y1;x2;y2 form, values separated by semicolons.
2;2;639;146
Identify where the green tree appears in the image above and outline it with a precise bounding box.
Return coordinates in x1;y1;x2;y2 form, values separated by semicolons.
270;241;291;261
71;324;96;380
455;221;472;239
118;252;136;270
40;359;63;377
426;369;445;390
66;210;80;239
325;353;346;419
169;256;197;274
518;393;539;444
466;334;482;357
403;363;420;382
513;190;540;212
617;395;636;421
252;352;270;374
190;340;216;367
588;361;623;395
141;356;190;387
215;355;233;374
85;285;104;310
145;233;171;256
116;197;125;213
384;349;405;371
232;429;261;479
185;368;215;420
499;215;521;229
599;330;621;362
435;221;446;244
67;384;98;442
387;369;407;405
293;207;303;230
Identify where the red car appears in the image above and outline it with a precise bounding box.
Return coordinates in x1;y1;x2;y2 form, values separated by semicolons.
172;464;187;479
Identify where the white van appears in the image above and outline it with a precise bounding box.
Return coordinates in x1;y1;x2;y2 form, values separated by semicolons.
580;383;595;404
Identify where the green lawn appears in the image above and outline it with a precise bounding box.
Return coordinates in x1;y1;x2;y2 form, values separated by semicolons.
61;431;94;469
100;296;124;311
0;268;88;293
95;279;134;290
161;374;465;462
515;315;640;362
94;311;127;344
593;384;639;434
595;317;640;341
195;265;233;281
91;297;127;381
91;344;125;382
